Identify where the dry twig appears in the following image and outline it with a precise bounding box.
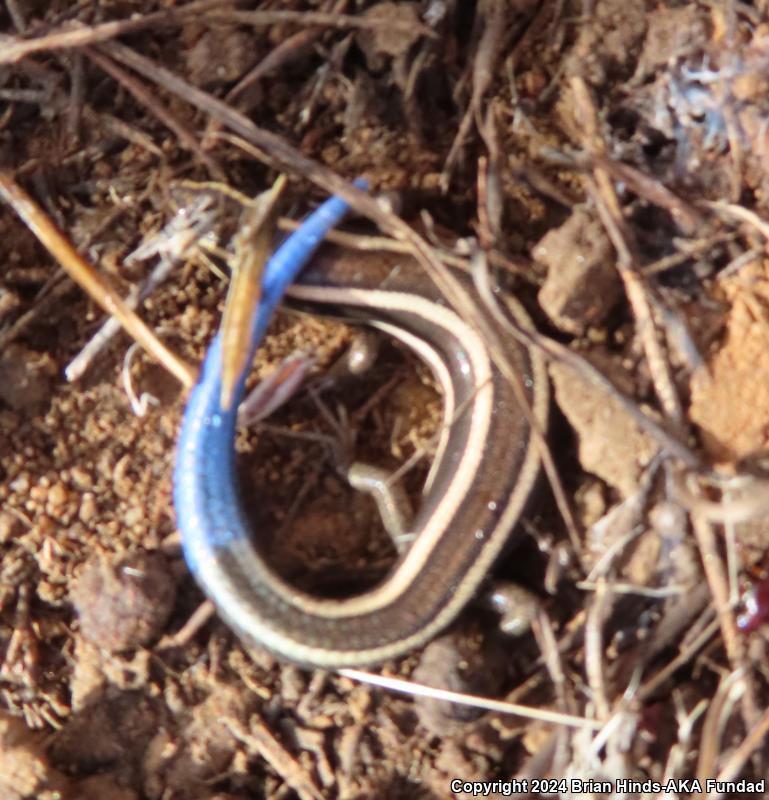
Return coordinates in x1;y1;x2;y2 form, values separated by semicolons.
0;172;195;389
0;0;224;64
690;513;762;748
224;715;324;800
571;77;685;427
85;47;224;180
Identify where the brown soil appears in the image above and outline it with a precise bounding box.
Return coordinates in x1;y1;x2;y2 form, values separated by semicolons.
2;2;769;798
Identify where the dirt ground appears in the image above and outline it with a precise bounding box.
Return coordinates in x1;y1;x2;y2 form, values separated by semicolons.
3;1;769;798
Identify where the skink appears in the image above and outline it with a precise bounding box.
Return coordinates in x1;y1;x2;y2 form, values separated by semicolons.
174;191;548;668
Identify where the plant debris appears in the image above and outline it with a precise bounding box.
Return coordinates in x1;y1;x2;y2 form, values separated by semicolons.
2;1;769;797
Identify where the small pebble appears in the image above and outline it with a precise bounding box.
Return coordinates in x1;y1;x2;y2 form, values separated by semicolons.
0;511;22;544
411;627;507;735
48;483;69;508
71;466;94;490
72;551;177;652
0;343;55;413
79;494;98;524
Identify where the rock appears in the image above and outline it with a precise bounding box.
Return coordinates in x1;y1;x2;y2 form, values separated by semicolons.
534;206;622;335
550;354;659;497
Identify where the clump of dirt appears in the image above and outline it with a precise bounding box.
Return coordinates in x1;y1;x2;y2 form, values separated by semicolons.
2;1;769;798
